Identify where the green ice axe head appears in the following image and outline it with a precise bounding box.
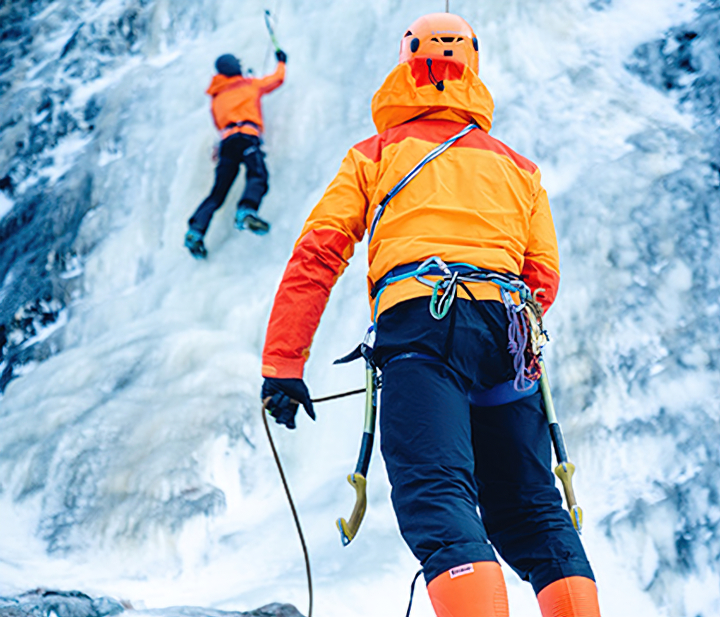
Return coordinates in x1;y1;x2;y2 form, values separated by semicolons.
336;473;368;546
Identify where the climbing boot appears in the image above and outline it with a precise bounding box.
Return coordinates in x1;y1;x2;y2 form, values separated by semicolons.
235;207;270;235
184;228;208;259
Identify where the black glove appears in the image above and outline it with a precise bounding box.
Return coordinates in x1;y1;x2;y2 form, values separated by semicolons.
262;377;315;430
275;49;287;63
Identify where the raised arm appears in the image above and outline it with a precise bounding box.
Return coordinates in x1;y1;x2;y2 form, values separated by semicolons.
257;60;286;95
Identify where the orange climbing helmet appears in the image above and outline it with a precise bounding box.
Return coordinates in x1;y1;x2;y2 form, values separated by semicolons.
399;13;480;74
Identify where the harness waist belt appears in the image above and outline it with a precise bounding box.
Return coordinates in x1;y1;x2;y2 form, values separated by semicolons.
371;261;517;299
221;120;261;139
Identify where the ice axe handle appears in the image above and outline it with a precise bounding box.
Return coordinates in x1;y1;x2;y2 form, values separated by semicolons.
550;422;583;532
336;363;377;546
541;363;584;533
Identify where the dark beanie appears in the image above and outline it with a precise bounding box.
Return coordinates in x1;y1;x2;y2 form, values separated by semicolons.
215;54;242;76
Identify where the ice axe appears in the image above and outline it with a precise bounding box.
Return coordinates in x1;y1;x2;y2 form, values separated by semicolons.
333;346;379;546
264;9;281;52
539;358;583;533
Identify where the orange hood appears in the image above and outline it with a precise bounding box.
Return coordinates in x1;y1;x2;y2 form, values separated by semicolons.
371;58;494;133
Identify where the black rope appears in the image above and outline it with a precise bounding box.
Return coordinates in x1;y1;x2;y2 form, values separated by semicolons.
405;569;424;617
261;404;313;617
311;387;366;404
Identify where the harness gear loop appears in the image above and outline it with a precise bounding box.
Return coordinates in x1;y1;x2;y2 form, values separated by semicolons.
429;271;458;320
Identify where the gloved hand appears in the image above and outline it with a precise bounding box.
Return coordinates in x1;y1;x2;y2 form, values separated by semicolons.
262;377;315;430
275;49;287;63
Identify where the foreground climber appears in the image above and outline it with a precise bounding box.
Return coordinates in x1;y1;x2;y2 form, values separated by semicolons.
261;13;601;617
185;50;286;258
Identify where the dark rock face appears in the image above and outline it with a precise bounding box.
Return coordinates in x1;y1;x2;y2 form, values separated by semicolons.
0;0;155;391
0;591;304;617
0;590;124;617
138;604;304;617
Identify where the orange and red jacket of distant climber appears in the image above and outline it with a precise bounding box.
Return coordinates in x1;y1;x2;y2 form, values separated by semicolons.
206;61;285;139
262;56;560;380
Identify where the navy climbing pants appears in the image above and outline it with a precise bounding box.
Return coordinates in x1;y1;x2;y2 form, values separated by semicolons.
374;297;595;594
188;132;269;235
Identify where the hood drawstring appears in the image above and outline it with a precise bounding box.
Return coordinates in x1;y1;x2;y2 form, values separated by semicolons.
426;58;445;92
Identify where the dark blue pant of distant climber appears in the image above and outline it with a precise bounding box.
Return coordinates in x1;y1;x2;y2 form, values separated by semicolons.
374;297;595;614
188;132;269;235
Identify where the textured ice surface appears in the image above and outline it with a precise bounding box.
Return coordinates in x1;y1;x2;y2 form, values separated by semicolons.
0;0;719;616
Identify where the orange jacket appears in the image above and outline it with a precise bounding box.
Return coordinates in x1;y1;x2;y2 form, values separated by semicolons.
206;62;285;138
262;57;559;379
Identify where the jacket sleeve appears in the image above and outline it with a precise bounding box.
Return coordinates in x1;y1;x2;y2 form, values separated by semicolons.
520;170;560;314
257;62;286;95
262;148;374;378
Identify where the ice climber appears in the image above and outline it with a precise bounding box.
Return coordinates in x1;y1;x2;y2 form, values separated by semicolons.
260;13;601;617
184;50;286;258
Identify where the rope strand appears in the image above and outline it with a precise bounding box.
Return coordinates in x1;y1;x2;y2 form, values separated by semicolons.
311;387;366;404
405;569;424;617
261;404;313;617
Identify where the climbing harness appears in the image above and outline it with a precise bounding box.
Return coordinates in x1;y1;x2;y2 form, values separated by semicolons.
220;120;262;140
261;402;313;617
371;256;547;392
369;256;584;530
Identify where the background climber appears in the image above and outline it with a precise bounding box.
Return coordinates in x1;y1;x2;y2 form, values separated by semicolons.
185;49;286;258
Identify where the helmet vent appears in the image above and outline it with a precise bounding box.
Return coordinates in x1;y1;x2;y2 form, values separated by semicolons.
405;30;413;37
441;36;455;43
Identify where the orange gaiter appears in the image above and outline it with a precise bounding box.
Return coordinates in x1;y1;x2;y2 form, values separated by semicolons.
427;561;509;617
537;576;601;617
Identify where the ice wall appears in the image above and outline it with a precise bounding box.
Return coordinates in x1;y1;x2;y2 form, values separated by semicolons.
0;0;718;616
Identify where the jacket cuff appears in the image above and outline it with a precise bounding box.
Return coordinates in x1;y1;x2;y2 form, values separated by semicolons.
261;356;306;379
